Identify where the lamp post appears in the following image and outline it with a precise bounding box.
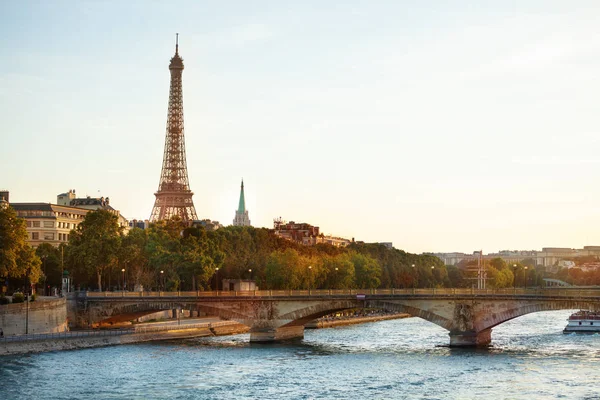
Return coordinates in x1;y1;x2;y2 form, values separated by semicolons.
308;266;312;292
335;267;338;290
160;270;164;291
412;264;416;289
215;267;220;291
42;255;47;296
524;266;528;290
512;264;517;289
121;268;126;291
431;266;435;289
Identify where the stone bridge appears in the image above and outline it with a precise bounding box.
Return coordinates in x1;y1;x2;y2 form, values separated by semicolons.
69;288;600;347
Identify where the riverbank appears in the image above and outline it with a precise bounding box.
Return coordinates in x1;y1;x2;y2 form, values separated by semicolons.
0;321;249;356
306;313;411;329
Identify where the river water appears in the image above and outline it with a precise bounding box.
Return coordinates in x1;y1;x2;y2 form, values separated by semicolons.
2;310;600;399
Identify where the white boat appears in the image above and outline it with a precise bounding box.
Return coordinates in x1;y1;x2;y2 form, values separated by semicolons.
563;310;600;334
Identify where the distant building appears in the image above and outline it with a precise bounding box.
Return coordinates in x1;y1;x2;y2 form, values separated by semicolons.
129;219;150;230
193;219;223;231
10;202;88;247
55;190;129;231
0;190;8;209
7;189;130;247
274;218;320;245
429;246;600;268
379;242;393;249
317;235;352;248
221;279;257;291
232;180;251;227
272;217;351;247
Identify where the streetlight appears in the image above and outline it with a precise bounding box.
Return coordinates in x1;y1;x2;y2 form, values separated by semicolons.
308;266;312;291
524;266;528;290
335;267;338;290
248;269;252;280
412;264;416;289
42;255;47;296
160;270;164;291
512;264;517;289
121;268;125;291
215;267;220;291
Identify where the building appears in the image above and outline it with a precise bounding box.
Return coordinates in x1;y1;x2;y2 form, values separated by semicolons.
232;180;251;227
10;202;88;247
317;235;352;248
55;190;129;231
430;246;600;268
0;190;8;209
273;218;352;247
274;218;320;245
129;219;150;230
193;219;223;231
221;279;258;291
7;189;130;248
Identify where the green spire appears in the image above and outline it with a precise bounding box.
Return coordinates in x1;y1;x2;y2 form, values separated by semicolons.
237;179;246;214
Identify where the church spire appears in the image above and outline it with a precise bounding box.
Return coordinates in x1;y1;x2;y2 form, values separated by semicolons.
238;179;245;213
233;179;251;227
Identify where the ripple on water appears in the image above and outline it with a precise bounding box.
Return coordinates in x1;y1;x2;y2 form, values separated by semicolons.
2;310;600;399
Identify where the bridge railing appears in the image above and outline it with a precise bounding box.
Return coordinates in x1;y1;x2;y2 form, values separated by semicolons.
81;287;600;299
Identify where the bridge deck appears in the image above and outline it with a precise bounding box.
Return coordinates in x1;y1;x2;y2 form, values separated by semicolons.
78;288;600;300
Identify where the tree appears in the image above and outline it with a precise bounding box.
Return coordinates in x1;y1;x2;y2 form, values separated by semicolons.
265;249;303;290
36;243;62;294
0;206;41;291
67;210;122;291
118;228;150;290
351;252;381;289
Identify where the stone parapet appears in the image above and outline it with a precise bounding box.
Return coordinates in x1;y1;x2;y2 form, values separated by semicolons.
0;297;67;336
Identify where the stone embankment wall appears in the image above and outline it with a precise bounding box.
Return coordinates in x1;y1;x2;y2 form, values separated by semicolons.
0;322;249;356
0;298;67;336
305;313;410;329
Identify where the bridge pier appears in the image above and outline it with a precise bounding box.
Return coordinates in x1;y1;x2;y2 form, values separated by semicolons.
250;325;304;343
449;328;492;347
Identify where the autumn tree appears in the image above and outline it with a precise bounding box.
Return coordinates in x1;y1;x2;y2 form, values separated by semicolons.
0;206;42;292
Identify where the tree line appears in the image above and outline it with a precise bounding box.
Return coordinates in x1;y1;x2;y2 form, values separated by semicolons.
0;207;557;294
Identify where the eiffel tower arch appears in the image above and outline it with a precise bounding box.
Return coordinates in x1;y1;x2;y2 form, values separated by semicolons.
150;34;199;223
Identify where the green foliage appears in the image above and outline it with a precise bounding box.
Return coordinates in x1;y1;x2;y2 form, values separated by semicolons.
36;243;63;291
0;206;42;286
67;210;122;291
350;252;381;289
62;218;471;290
0;295;10;305
30;293;36;302
12;292;24;303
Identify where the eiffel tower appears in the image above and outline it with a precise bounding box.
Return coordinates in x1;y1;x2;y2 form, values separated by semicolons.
150;34;199;223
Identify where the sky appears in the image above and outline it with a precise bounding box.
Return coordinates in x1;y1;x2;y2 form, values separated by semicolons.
2;1;600;254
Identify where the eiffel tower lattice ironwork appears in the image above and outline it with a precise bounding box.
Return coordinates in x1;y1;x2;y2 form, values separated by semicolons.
150;34;199;223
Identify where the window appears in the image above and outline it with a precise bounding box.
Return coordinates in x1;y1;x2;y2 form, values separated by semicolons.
33;221;40;227
43;232;54;240
44;221;54;228
26;221;32;227
31;232;39;240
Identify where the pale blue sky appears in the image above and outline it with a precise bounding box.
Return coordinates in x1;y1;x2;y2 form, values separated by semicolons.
2;1;600;253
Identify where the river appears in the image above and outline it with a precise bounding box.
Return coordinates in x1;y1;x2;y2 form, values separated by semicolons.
1;310;600;399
